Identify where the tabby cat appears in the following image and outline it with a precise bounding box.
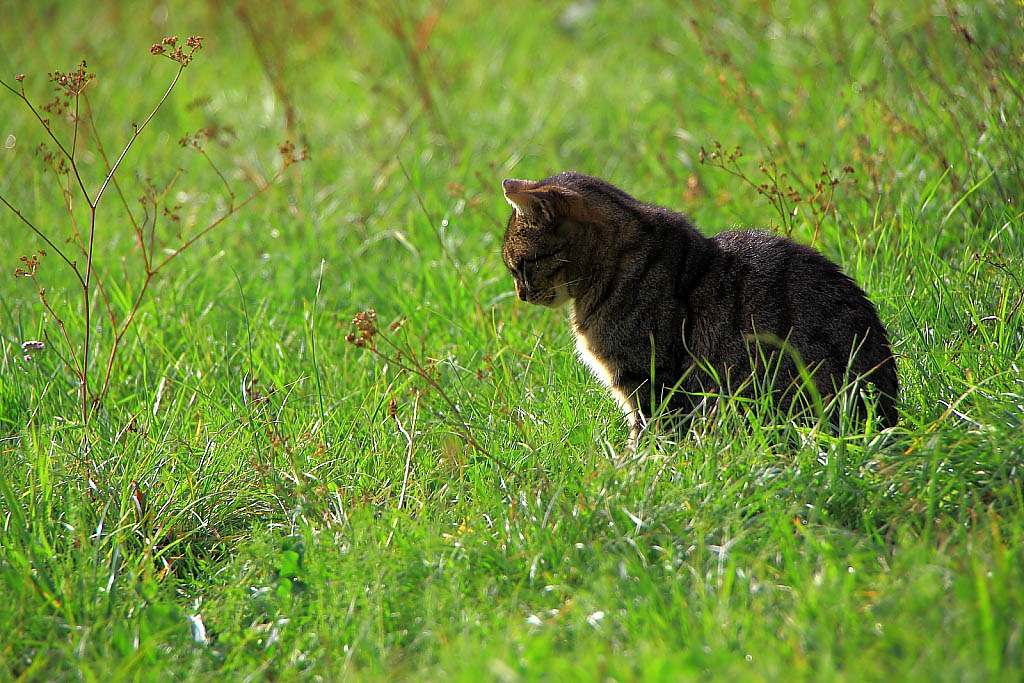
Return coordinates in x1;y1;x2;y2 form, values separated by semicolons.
501;172;898;441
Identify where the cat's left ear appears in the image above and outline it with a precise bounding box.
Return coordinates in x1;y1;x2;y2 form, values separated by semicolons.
503;179;579;219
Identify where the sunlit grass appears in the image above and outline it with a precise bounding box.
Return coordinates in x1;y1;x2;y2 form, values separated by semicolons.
1;0;1022;679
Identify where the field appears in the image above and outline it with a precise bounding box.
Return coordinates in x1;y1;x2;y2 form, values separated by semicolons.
1;1;1023;679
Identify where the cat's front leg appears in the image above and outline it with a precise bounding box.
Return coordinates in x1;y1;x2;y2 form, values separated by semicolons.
612;377;649;450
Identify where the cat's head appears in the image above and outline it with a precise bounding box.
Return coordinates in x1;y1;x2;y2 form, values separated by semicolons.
500;177;582;307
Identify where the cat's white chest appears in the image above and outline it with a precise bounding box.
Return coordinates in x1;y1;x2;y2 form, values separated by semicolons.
572;326;614;389
572;321;639;432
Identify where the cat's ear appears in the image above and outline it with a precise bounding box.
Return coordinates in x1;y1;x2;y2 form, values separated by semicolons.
503;179;580;219
502;179;541;215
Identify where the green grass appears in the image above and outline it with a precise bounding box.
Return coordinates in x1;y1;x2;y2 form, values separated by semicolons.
1;0;1023;679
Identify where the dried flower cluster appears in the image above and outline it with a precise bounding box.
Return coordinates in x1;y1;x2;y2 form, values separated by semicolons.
161;202;183;224
29;60;97;128
2;32;309;445
13;250;45;279
345;309;379;348
279;140;311;165
700;141;855;241
178;129;212;150
150;35;203;67
48;60;95;97
699;142;743;166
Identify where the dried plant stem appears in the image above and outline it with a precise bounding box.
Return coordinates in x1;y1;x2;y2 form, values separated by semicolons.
0;79;91;201
1;36;306;450
82;93;143;239
97;162;294;402
93;65;185;208
152;165;290;273
81;64;186;430
357;327;511;479
25;273;82;378
199;149;235;209
0;194;84;287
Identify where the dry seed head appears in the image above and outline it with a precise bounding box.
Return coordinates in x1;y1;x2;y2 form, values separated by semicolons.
346;309;379;348
48;61;94;96
278;140;311;164
153;35;203;67
178;129;210;150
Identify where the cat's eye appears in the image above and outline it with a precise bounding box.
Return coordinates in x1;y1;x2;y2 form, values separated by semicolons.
524;247;564;265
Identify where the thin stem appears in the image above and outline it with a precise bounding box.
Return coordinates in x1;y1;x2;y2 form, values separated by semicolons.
82;92;145;260
362;333;510;476
0;193;86;289
0;78;92;203
54;164;115;326
311;259;328;444
152;165;288;274
27;274;83;378
94;162;290;402
82;206;96;425
395;392;419;510
92;63;185;208
397;156;466;283
82;62;186;425
71;92;80;162
40;327;82;382
199;149;236;209
96;270;153;402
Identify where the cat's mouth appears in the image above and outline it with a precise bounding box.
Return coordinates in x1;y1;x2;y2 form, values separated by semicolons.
518;283;570;308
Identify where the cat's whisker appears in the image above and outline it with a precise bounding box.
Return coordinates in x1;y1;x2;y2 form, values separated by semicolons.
561;275;592;288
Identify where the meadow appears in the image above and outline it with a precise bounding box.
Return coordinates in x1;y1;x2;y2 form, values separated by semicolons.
1;1;1022;679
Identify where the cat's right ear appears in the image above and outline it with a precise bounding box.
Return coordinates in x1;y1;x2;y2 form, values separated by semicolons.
503;178;580;219
502;178;538;216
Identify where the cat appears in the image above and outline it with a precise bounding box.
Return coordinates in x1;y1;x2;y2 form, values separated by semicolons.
501;171;899;442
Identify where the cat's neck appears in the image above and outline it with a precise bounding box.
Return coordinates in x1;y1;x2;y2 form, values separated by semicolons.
570;211;715;329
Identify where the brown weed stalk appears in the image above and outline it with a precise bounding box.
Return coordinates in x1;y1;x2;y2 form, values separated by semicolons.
345;310;512;480
699;141;854;243
1;36;308;451
359;0;449;138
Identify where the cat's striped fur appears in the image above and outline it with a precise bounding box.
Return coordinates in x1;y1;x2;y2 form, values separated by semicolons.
501;172;899;441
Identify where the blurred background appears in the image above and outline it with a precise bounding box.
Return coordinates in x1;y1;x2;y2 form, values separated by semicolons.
3;1;1019;286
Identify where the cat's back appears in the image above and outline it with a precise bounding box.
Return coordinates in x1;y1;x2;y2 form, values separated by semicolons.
708;229;866;306
711;229;833;272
